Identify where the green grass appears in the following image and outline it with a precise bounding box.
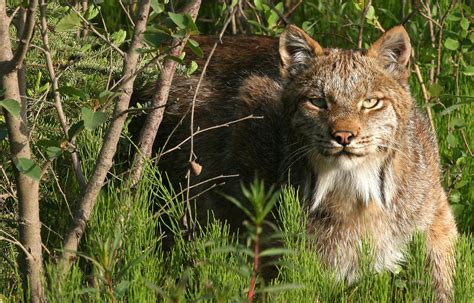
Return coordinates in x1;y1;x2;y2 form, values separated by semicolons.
0;0;473;302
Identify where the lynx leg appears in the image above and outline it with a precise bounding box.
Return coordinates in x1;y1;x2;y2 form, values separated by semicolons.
426;201;458;303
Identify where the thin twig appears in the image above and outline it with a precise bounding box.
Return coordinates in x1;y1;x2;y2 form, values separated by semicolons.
60;0;151;270
160;115;261;156
68;5;125;57
172;174;239;199
5;0;38;72
7;6;21;25
184;5;238;229
417;0;437;85
0;232;32;259
412;57;435;131
187;182;227;202
357;0;372;49
435;0;457;82
39;0;87;191
460;130;473;157
120;0;135;26
129;0;202;186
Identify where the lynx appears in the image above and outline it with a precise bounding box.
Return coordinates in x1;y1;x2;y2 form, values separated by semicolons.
135;25;458;302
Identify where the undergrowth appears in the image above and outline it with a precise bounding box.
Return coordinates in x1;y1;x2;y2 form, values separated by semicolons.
1;1;473;302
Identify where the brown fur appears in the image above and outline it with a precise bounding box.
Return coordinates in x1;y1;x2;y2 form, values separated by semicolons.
133;25;458;302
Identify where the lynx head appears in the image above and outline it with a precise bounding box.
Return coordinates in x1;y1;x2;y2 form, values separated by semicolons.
279;25;413;208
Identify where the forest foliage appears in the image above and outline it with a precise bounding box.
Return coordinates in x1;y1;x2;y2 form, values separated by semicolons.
0;0;473;302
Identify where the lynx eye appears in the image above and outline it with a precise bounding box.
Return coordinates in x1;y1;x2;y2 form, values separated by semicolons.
362;98;382;110
307;97;327;109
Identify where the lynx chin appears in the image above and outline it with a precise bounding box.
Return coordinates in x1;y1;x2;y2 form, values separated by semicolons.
134;24;458;302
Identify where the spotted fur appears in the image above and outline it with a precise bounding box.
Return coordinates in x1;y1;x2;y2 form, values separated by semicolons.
134;25;458;302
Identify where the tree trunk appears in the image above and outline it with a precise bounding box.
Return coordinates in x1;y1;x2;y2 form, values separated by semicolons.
60;0;152;270
0;1;43;302
129;0;202;186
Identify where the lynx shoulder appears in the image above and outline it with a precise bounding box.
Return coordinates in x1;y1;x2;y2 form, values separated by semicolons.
135;25;458;302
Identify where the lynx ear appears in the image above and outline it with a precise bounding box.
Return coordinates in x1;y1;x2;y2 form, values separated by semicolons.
368;25;411;67
279;24;323;78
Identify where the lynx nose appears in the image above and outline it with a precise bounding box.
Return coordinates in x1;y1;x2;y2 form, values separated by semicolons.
332;131;355;146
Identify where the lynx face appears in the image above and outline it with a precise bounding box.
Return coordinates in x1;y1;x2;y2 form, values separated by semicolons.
289;50;409;170
279;25;413;208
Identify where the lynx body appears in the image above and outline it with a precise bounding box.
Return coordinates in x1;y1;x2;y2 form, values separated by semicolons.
139;25;457;302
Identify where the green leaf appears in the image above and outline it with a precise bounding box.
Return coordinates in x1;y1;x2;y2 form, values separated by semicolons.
259;248;294;257
184;14;199;34
144;31;171;48
446;12;461;21
168;12;198;34
449;191;461;203
111;29;127;46
454;180;468;189
168;12;187;29
59;86;87;100
14;158;41;181
46;146;62;159
0;99;20;118
451;117;465;128
462;66;474;76
187;38;203;58
460;18;469;30
84;6;99;20
186;61;198;76
68;120;85;140
365;5;375;20
98;90;120;105
82;108;108;130
444;38;460;51
37;140;64;158
150;0;164;14
56;13;82;32
255;283;304;294
113;280;130;298
439;103;463;116
446;134;458;147
222;194;256;222
428;83;443;97
254;0;263;10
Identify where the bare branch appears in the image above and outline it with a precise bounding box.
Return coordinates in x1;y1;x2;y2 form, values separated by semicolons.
5;0;38;72
80;0;88;37
39;0;87;191
183;5;239;229
120;0;135;26
357;0;372;48
7;6;21;24
412;58;435;131
0;235;32;259
417;0;437;85
60;0;152;270
160;115;262;156
129;0;202;186
435;0;457;83
69;5;125;57
172;174;239;199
